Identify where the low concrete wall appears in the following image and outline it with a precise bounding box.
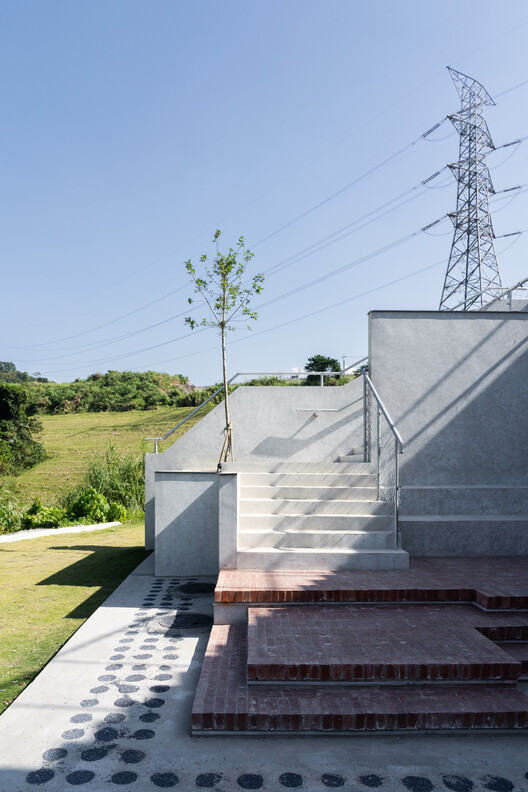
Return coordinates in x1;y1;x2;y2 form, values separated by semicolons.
154;471;219;576
145;378;364;548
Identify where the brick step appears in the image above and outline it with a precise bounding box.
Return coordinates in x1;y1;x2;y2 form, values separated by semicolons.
214;559;528;616
240;485;377;501
246;606;522;684
498;643;528;677
191;625;528;733
239;498;389;516
238;529;395;551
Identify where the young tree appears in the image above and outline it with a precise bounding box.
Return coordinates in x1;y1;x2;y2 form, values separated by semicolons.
185;230;264;464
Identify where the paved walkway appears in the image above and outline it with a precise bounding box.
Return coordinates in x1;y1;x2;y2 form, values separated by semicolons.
0;522;121;543
0;555;527;792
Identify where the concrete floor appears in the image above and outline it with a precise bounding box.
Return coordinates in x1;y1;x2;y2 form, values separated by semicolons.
0;555;526;792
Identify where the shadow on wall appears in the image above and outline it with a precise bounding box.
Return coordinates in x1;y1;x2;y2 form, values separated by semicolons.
251;405;363;459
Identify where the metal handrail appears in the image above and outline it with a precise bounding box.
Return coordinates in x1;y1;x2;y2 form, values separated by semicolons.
145;356;368;452
361;370;404;549
449;274;528;311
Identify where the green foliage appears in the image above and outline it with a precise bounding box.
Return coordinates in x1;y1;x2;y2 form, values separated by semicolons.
303;354;342;386
0;384;47;474
68;488;111;522
0;362;49;384
0;487;22;533
23;370;189;415
80;444;144;511
22;500;69;529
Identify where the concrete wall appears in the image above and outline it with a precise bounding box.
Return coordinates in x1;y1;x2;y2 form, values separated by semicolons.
154;472;219;576
145;378;364;548
369;311;528;486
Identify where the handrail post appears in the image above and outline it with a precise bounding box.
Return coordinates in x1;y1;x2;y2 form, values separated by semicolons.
376;407;380;500
320;373;324;387
154;439;159;454
363;375;367;462
394;437;400;548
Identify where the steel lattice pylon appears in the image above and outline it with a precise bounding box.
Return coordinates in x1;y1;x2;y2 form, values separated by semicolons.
439;68;503;310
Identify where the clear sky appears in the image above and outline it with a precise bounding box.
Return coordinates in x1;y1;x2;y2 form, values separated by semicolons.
1;0;528;384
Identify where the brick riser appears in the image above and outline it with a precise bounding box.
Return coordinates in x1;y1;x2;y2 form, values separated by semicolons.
191;626;528;733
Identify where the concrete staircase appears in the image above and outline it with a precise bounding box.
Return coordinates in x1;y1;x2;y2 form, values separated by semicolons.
224;458;408;570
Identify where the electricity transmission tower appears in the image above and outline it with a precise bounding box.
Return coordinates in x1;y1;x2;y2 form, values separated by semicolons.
439;67;503;310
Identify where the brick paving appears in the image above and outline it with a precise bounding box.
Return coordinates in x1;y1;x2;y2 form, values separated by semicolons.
215;557;528;609
193;558;528;733
246;605;525;683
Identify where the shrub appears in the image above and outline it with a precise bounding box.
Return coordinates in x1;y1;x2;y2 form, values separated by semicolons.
22;500;69;529
82;445;144;510
0;487;22;533
68;487;111;522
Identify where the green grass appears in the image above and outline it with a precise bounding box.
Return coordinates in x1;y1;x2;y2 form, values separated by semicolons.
0;522;150;715
3;404;214;506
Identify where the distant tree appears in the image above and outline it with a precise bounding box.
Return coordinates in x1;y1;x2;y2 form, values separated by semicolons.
304;354;341;386
0;362;15;373
185;230;264;464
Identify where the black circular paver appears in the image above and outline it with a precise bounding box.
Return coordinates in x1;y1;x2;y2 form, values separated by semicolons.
42;748;67;762
133;729;155;740
196;774;222;788
151;772;180;787
402;777;434;792
140;712;160;723
81;746;111;762
80;698;98;707
65;770;95;785
61;729;84;740
360;775;384;788
482;778;514;792
119;638;134;643
27;768;55;785
106;664;123;671
122;749;146;764
145;637;159;642
126;631;139;635
99;675;116;682
322;775;345;788
126;674;146;682
110;654;125;660
94;726;119;742
155;674;173;681
70;713;92;724
150;685;170;693
443;775;473;792
111;771;138;785
105;713;126;724
132;664;147;671
158;612;213;630
134;654;152;660
237;774;264;789
279;773;303;788
143;697;165;708
163;655;177;660
159;665;172;670
117;684;139;694
115;696;136;708
180;582;214;594
90;685;108;694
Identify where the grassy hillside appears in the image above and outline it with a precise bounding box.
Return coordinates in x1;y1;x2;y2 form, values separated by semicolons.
3;404;214;506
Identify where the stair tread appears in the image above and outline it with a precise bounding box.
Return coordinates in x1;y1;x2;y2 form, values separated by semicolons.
192;625;528;733
246;605;521;683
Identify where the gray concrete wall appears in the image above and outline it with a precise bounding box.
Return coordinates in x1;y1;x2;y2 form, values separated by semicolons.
154;471;219;576
369;311;528;486
145;378;364;546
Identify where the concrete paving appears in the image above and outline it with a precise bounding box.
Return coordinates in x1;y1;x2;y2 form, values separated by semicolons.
0;555;526;792
0;522;121;544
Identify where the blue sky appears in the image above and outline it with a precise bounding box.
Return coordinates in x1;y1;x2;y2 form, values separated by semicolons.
1;0;528;384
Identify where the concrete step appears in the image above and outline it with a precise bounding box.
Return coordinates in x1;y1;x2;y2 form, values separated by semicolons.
239;485;378;501
223;461;372;475
247;606;521;684
400;486;528;516
239;498;389;516
192;625;528;733
234;548;409;571
338;454;364;463
239;513;393;531
238;472;377;487
238;529;396;550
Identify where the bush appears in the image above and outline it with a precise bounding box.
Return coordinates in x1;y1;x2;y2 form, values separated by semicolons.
0;384;47;474
0;487;22;533
22;500;69;529
82;444;144;510
68;488;111;522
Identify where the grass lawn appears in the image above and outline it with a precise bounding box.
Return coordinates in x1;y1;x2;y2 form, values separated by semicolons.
0;522;150;715
3;404;214;506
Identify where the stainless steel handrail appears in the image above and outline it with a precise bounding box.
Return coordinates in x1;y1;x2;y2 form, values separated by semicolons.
145;356;368;452
361;370;404;549
449;273;528;311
